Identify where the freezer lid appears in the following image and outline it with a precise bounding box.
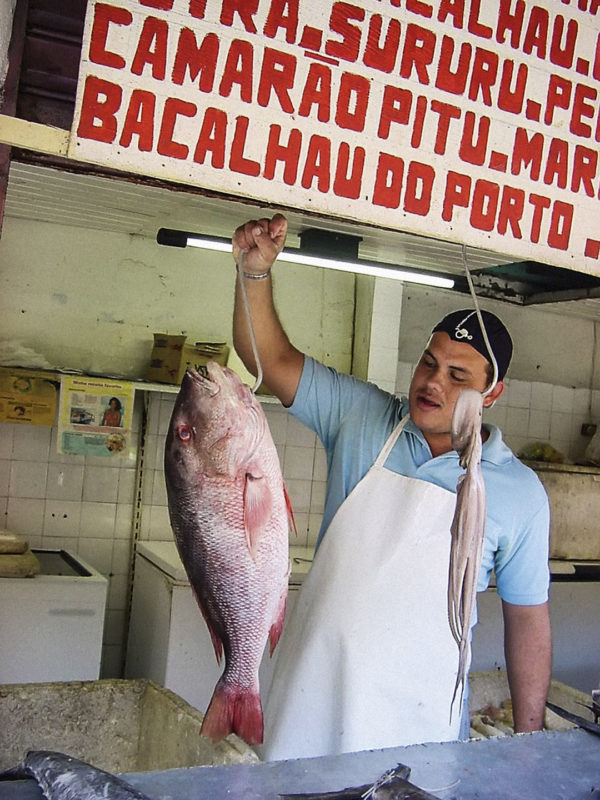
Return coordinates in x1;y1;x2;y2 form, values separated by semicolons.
136;541;189;583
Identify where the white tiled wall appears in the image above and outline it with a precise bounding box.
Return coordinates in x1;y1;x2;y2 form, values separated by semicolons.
396;362;600;464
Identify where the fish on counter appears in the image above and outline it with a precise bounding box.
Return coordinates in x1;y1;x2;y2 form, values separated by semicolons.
164;362;292;746
447;387;486;710
0;750;154;799
279;763;441;800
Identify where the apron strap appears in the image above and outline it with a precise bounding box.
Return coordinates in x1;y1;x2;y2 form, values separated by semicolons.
374;415;410;468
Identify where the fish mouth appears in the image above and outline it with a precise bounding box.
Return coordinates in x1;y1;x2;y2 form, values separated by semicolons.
184;366;220;397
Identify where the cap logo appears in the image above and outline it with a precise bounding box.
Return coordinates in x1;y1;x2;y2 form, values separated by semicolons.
454;325;472;340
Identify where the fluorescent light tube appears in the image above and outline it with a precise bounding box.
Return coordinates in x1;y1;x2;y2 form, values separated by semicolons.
157;229;455;289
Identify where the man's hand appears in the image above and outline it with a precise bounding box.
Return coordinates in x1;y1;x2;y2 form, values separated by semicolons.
232;213;288;276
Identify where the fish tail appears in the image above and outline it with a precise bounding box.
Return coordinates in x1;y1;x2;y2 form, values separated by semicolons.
201;680;264;746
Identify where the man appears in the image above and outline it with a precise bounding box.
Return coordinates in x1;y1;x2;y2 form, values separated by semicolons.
231;213;551;761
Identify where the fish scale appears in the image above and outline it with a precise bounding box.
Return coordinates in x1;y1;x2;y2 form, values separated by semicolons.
164;362;291;746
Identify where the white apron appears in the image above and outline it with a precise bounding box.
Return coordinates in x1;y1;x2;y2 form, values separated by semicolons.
261;417;462;761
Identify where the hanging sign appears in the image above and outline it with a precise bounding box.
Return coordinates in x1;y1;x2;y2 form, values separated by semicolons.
69;0;600;275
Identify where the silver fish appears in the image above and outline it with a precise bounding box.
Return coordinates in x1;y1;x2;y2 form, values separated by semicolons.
279;763;441;799
0;750;153;800
448;387;486;710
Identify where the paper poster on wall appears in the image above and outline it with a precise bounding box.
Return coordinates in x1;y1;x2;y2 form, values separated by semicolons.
58;375;135;456
0;368;59;426
68;0;600;276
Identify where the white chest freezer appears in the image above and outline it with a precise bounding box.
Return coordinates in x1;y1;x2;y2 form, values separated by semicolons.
0;549;108;683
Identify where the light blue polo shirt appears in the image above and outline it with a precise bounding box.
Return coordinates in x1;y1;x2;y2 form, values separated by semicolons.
289;357;550;606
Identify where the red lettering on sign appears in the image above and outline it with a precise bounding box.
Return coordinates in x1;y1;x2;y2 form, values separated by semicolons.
219;40;254;102
404;161;434;215
572;145;598;196
496;0;525;49
377;85;411;139
258;49;296;111
528;193;551;243
544;138;568;189
570;83;597;137
548;201;573;249
326;3;365;62
437;0;463;29
468;48;498;106
220;0;259;33
550;16;577;69
435;36;470;95
544;75;572;125
264;125;302;184
411;94;427;147
497;61;527;114
264;0;299;43
459;112;489;166
373;153;404;208
512;127;543;179
139;0;173;9
363;15;401;73
120;89;155;151
335;73;370;131
468;0;492;39
400;25;435;83
157;98;196;159
430;100;461;155
89;3;131;69
131;17;168;80
470;179;499;231
523;7;549;59
302;135;331;191
593;32;600;81
76;76;121;142
333;143;365;198
172;29;219;92
193;107;227;167
497;186;524;238
189;0;207;19
299;63;332;121
442;171;470;221
230;115;261;176
407;0;433;18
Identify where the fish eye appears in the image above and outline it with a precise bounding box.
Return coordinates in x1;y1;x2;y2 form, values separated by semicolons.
177;425;192;441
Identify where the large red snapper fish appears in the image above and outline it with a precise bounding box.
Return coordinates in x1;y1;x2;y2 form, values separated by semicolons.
164;362;292;746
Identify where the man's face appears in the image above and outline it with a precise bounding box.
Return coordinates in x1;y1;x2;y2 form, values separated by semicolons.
409;332;493;454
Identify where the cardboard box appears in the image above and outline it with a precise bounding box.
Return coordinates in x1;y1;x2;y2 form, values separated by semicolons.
146;335;229;385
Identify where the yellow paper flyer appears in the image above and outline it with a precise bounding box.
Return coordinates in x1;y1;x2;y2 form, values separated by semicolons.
0;368;59;426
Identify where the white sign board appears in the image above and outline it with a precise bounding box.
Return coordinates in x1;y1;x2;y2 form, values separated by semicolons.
70;0;600;275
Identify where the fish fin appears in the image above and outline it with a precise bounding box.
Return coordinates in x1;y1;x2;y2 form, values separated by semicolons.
269;588;288;655
243;472;272;557
284;482;297;537
201;681;263;746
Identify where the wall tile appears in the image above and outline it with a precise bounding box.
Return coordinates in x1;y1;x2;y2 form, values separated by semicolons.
0;460;10;496
313;445;327;482
6;497;45;537
147;505;171;540
9;461;48;498
46;463;84;501
483;404;506;429
102;644;123;679
310;480;326;513
43;499;82;538
83;465;120;503
283;445;315;480
152;472;168;506
527;409;551;440
505;407;529;437
80;501;117;538
144;434;162;471
284;479;312;513
552;385;574;413
530;382;553;411
77;537;114;575
117;468;137;505
286;417;316;448
158;398;175;435
108;573;129;612
0;424;14;459
395;362;413;396
111;538;132;575
550;411;573;443
573;387;591;417
114;503;134;539
264;405;288;445
507;379;531;408
12;425;51;462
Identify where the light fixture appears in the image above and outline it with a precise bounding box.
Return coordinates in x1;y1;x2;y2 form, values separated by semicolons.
157;228;455;289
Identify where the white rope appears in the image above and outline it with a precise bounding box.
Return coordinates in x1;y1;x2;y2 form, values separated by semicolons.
461;244;498;396
236;251;263;394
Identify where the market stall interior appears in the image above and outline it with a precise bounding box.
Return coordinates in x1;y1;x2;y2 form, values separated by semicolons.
1;1;600;798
